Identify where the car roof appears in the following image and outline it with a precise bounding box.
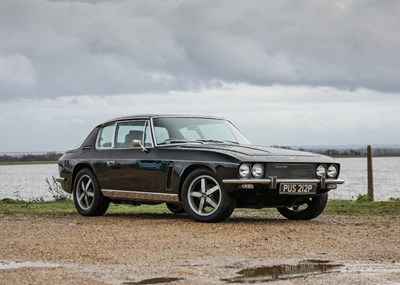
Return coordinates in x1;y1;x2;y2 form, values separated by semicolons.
100;114;226;125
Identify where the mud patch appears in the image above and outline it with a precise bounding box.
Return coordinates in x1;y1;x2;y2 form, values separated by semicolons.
222;260;344;283
123;277;184;284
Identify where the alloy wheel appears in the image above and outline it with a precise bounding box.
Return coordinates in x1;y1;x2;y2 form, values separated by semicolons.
76;174;95;211
187;175;222;216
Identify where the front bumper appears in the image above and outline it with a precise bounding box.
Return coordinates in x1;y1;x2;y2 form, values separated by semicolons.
55;177;65;182
55;177;69;192
222;177;345;190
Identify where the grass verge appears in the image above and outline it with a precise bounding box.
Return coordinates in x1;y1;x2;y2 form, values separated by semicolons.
0;199;170;216
324;199;400;216
1;198;399;216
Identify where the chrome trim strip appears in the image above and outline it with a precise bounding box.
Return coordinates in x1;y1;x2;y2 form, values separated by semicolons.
101;189;180;202
222;178;345;185
90;158;239;165
55;177;65;182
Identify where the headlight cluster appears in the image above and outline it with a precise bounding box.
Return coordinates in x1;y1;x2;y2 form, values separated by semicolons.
316;164;338;178
239;163;264;178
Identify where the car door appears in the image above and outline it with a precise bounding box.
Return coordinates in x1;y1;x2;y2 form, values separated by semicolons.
94;120;163;193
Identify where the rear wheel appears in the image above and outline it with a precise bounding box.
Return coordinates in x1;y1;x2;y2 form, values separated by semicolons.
73;168;109;216
181;168;236;222
277;193;328;220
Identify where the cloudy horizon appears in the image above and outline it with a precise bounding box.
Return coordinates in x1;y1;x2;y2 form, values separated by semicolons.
1;0;399;152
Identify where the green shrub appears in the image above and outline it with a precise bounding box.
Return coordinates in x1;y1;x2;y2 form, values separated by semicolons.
356;194;373;202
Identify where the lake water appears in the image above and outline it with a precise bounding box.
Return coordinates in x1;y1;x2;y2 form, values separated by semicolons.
0;157;399;201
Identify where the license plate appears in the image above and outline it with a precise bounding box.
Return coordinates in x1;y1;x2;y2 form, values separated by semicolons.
279;183;317;194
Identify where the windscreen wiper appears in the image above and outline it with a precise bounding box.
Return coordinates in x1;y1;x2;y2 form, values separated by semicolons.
223;140;239;144
159;139;203;145
197;139;224;143
197;139;240;144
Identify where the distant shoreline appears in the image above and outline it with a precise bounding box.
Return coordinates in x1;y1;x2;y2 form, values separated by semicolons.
1;148;400;165
274;145;400;158
0;161;58;166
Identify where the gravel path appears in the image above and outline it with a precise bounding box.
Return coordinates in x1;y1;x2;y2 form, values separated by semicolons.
1;211;399;284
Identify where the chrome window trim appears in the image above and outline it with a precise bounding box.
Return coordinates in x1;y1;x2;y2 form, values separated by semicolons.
144;120;154;148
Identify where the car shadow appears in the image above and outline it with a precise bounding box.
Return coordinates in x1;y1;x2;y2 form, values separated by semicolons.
99;212;317;225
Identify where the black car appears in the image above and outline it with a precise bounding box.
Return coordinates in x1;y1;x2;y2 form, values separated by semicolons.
57;115;344;222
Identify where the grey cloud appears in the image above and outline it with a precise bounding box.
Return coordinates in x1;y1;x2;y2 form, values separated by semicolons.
0;53;36;87
2;86;400;151
1;0;400;101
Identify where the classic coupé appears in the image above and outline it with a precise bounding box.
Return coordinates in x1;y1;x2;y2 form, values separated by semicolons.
57;115;344;222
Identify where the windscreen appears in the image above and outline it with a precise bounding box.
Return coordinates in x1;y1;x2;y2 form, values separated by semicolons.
152;117;251;145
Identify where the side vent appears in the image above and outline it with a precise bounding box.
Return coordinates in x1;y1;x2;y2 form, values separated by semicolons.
166;163;174;191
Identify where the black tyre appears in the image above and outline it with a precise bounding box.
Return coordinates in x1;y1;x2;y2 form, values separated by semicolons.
166;203;186;214
181;168;236;222
73;168;109;216
277;193;328;220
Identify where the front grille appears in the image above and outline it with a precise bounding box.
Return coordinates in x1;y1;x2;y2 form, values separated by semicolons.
265;163;315;179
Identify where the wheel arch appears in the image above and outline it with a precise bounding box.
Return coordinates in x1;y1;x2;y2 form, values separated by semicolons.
71;163;96;190
178;164;215;200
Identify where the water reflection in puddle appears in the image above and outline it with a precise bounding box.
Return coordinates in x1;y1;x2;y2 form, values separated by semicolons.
222;260;344;283
123;277;184;285
0;261;60;270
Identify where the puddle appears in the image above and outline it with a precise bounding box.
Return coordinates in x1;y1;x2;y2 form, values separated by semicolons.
123;277;184;285
0;261;60;270
222;260;344;283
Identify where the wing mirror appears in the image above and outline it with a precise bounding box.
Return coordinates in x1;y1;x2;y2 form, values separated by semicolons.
132;140;148;152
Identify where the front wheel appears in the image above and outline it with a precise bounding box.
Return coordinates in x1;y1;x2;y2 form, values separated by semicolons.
73;168;109;216
181;168;236;222
277;193;328;220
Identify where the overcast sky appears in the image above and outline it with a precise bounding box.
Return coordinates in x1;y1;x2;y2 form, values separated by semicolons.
1;0;400;152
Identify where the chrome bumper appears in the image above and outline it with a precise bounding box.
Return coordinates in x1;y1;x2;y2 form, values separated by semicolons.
222;177;344;189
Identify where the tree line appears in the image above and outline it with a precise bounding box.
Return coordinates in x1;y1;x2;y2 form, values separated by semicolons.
0;152;64;162
312;148;400;157
273;146;400;157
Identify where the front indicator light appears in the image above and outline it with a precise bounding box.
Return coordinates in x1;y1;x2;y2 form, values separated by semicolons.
241;184;254;190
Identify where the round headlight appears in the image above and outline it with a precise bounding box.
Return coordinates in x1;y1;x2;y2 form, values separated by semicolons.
316;165;327;177
327;165;338;178
251;163;264;178
239;163;251;178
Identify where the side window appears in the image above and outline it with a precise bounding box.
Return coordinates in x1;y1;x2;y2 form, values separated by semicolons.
97;124;114;149
115;120;152;148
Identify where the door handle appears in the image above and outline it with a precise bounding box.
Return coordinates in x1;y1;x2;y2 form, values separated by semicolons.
106;160;115;166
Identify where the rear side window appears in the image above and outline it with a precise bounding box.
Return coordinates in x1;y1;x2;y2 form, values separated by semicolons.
97;124;114;149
